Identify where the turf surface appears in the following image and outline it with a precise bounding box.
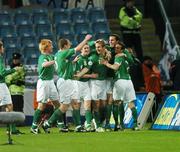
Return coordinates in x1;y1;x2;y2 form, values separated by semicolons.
0;127;180;152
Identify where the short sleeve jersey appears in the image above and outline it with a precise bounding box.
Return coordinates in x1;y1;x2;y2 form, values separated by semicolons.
38;54;55;80
75;54;90;82
55;48;75;79
114;55;131;80
88;52;108;80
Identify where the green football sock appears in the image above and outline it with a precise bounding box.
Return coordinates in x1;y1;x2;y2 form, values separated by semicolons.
10;124;17;133
113;104;119;125
48;109;64;126
131;107;138;126
72;109;81;126
93;111;101;128
119;103;124;126
105;104;112;124
85;110;92;125
32;109;42;128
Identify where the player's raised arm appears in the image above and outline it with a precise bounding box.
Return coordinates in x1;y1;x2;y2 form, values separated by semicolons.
74;34;92;52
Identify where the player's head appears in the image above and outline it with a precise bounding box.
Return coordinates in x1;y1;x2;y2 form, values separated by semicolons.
0;40;4;54
81;44;90;56
58;38;71;50
109;34;120;48
39;39;53;53
125;0;135;8
95;39;106;54
115;41;125;54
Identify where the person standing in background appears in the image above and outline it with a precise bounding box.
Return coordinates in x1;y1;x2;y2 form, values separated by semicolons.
5;52;26;134
119;0;143;62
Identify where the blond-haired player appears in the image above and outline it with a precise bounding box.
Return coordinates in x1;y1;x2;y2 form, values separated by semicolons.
31;39;60;134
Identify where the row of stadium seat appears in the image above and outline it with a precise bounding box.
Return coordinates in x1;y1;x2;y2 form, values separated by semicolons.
0;7;107;25
0;22;110;39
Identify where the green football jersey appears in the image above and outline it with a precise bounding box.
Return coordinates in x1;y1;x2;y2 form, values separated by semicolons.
38;54;55;80
106;45;115;78
114;55;131;80
88;52;108;80
55;48;75;79
0;55;15;83
88;41;96;51
75;54;90;82
123;49;134;65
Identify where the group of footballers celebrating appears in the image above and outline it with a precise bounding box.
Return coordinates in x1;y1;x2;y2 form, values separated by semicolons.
30;33;139;134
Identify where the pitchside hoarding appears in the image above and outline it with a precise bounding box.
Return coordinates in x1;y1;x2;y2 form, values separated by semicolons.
152;94;180;130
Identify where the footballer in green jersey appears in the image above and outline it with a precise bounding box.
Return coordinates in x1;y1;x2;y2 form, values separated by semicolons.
31;39;59;134
0;41;20;112
102;41;139;131
76;39;111;132
73;44;96;131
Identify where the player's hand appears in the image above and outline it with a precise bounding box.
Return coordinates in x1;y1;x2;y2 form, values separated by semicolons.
85;34;92;41
100;59;108;65
74;73;81;79
90;73;98;79
73;56;79;63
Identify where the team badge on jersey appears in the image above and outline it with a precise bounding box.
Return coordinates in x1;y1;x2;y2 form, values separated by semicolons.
88;61;93;66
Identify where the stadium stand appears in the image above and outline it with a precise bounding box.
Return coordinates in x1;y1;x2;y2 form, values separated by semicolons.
0;6;110;65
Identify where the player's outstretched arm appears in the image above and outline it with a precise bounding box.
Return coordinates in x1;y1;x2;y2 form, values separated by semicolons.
74;34;92;52
101;59;120;70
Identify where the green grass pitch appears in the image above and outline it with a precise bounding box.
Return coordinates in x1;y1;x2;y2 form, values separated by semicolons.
0;126;180;152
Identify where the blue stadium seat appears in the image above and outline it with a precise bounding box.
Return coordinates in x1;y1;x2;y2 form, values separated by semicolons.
55;22;73;35
53;8;71;24
26;57;38;65
2;36;20;49
32;9;49;24
74;22;92;34
22;46;40;64
75;33;87;43
95;32;110;41
0;10;13;25
0;24;16;38
35;23;52;36
88;7;106;23
14;10;32;25
71;8;87;23
92;22;110;34
17;24;35;37
21;36;38;48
